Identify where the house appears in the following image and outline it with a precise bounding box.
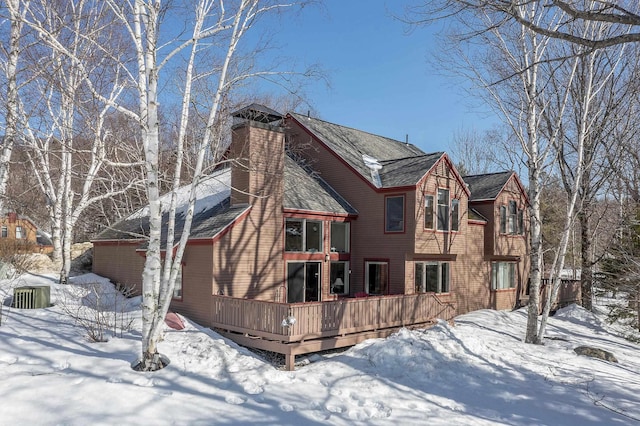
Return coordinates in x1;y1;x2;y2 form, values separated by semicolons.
92;104;530;369
0;212;53;254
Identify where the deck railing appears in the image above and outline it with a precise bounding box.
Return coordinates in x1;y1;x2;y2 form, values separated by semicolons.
211;293;456;343
541;278;582;306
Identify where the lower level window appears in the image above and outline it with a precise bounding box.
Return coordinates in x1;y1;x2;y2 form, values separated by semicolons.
492;262;516;290
330;261;349;295
415;262;450;293
365;261;388;295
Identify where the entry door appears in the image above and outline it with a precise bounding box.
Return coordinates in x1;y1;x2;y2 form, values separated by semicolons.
287;262;321;303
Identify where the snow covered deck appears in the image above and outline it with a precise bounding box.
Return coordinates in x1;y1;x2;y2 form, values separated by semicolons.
210;293;456;370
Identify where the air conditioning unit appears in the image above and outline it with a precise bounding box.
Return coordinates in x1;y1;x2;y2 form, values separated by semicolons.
13;286;51;309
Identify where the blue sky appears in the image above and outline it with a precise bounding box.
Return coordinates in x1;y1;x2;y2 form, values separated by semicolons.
268;1;497;155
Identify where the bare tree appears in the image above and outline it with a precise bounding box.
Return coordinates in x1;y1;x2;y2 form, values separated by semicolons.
0;0;28;214
419;1;640;50
98;0;315;371
13;0;143;284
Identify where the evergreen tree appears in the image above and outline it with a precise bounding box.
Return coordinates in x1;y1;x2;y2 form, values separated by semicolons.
598;207;640;333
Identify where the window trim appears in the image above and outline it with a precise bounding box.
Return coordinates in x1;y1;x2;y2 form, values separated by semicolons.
491;262;517;290
436;188;450;231
451;198;460;232
499;201;525;236
285;218;323;253
415;261;450;294
424;194;434;230
15;226;25;239
330;261;349;295
384;194;405;233
330;222;350;254
1;225;7;238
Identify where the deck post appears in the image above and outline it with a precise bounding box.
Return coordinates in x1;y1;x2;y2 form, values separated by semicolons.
285;353;295;371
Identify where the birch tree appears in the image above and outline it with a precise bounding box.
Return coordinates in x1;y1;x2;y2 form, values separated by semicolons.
416;2;572;342
0;0;28;214
13;0;143;284
99;0;313;371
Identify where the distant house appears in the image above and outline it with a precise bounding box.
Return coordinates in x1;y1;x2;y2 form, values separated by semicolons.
93;104;530;369
0;212;53;254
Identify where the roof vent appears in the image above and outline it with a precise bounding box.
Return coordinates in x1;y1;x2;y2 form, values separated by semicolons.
362;154;382;188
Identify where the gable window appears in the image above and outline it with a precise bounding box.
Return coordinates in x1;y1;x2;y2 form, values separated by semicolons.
508;201;517;234
285;218;323;252
451;199;460;232
437;189;449;231
330;222;349;253
499;206;507;234
365;261;388;295
330;261;349;295
1;226;7;238
424;195;434;229
500;201;524;235
385;195;404;233
415;262;450;293
492;262;516;290
15;226;25;239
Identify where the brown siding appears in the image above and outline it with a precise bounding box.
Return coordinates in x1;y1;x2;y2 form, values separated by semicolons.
92;241;145;293
0;216;38;245
212;122;285;301
171;244;215;326
287;120;413;296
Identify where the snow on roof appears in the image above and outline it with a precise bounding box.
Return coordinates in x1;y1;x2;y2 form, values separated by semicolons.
128;168;231;220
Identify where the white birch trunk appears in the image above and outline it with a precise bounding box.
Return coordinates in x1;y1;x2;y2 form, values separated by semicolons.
0;0;24;214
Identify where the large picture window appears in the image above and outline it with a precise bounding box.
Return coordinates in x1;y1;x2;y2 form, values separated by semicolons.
285;218;323;252
415;262;450;293
492;262;516;290
437;189;449;231
365;261;388;295
330;261;349;295
385;195;404;232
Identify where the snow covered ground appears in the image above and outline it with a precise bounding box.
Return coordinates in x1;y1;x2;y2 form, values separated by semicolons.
1;273;639;425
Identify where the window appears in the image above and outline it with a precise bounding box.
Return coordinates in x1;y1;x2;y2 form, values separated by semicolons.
499;206;507;234
15;226;24;239
518;209;524;235
385;195;404;232
437;189;449;231
415;262;450;293
451;199;460;232
508;201;517;234
424;195;434;229
330;222;349;253
492;262;516;290
285;218;322;252
500;201;524;235
330;261;349;295
365;261;388;295
1;226;7;238
173;264;183;298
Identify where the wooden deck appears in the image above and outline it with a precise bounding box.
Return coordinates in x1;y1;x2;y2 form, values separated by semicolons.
211;293;456;370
